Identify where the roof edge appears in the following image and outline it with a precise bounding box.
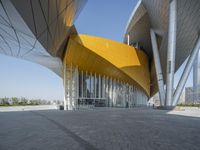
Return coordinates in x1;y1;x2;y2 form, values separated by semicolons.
123;0;143;42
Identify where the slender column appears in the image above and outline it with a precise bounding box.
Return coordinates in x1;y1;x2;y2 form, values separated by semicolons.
128;85;130;107
68;64;73;110
63;63;67;110
115;80;118;106
150;29;165;106
90;72;92;98
94;73;96;98
102;75;105;98
81;71;83;98
173;37;200;106
106;76;109;106
166;0;177;106
193;50;200;102
86;71;88;98
121;81;123;106
132;86;134;106
104;76;109;106
132;86;135;106
112;79;115;106
135;87;138;105
136;42;139;49
99;74;101;98
66;65;70;110
110;78;113;107
131;86;133;107
127;34;130;45
75;66;79;109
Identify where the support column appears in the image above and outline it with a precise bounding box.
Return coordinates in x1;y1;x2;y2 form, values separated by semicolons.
110;78;113;107
113;79;116;107
122;81;124;107
166;0;177;106
86;71;88;98
69;64;73;110
150;29;165;106
106;76;110;107
90;72;92;98
63;63;67;110
193;50;200;102
173;37;200;106
75;66;79;109
128;85;131;107
102;75;105;99
81;71;83;98
94;73;96;98
127;34;130;45
99;74;101;98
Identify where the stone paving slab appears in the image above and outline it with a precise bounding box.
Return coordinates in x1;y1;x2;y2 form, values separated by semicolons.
0;108;200;150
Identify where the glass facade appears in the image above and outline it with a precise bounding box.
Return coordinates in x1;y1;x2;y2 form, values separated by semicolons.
64;64;148;110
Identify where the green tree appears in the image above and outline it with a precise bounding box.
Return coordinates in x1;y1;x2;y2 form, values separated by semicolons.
12;97;19;105
20;97;28;105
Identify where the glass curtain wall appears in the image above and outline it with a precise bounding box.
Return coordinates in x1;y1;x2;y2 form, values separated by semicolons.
64;64;148;110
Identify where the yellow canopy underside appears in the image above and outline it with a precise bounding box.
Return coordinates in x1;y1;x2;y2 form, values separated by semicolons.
64;34;150;96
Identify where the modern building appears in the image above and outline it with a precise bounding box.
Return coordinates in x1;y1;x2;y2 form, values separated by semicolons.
185;50;200;104
185;85;200;104
63;35;149;109
0;0;199;110
148;92;160;106
178;90;185;104
185;87;194;104
124;0;200;107
150;89;185;106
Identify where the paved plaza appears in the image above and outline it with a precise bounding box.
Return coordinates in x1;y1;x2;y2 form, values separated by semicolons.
0;108;200;150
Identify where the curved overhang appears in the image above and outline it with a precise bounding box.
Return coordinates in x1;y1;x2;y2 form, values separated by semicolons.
124;0;146;42
64;34;150;96
124;0;200;96
0;0;87;76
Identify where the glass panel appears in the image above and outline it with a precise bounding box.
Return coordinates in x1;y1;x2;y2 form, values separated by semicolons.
86;72;90;98
83;71;86;98
70;68;149;108
94;74;96;98
102;76;104;98
89;73;92;98
91;73;95;98
99;76;102;98
96;74;99;98
79;73;82;98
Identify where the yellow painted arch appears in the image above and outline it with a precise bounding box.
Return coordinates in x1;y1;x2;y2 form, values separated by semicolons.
64;34;150;96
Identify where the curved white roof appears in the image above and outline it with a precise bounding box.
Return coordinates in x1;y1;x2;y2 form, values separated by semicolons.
124;0;200;70
0;0;87;76
124;0;200;94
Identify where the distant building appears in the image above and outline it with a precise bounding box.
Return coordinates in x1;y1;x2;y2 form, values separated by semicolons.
148;92;160;107
149;89;185;106
178;90;185;104
185;86;200;104
152;93;160;106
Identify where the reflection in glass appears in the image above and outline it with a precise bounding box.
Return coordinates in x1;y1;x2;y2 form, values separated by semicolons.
91;73;95;98
96;74;99;98
86;72;90;98
64;65;148;109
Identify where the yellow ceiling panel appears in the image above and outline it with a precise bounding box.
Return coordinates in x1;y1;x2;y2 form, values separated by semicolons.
64;34;150;96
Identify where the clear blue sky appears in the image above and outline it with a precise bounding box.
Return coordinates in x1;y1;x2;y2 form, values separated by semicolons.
0;0;193;100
